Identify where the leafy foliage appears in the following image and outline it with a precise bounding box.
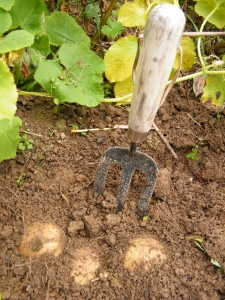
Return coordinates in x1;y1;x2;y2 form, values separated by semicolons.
0;0;15;11
114;76;134;98
0;8;12;35
35;43;105;106
186;146;202;161
45;12;90;46
102;18;124;37
9;0;44;34
118;1;148;28
0;30;34;53
0;116;22;163
0;59;17;120
194;0;225;29
104;36;138;82
201;75;225;108
173;37;195;70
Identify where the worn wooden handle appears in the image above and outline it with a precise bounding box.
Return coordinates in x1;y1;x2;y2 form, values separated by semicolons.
128;4;185;144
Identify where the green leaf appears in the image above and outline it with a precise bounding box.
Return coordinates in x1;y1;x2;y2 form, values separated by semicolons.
102;18;124;37
0;30;34;53
0;8;12;36
201;75;225;108
31;34;50;57
9;0;44;34
0;0;15;10
143;216;148;221
0;59;17;120
45;12;90;46
173;37;195;70
28;34;50;66
0;116;22;163
84;3;99;18
34;43;105;107
118;1;147;28
114;75;134;97
194;0;225;29
104;36;138;82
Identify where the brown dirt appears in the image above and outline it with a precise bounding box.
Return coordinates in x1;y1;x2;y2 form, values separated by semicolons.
1;86;225;299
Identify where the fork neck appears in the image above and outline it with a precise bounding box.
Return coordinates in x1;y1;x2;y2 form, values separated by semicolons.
130;142;137;154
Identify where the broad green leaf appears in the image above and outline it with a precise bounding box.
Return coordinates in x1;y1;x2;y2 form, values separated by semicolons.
102;19;124;37
9;0;43;34
173;37;195;70
114;75;134;97
31;34;50;57
0;0;15;10
45;12;90;46
104;36;138;82
118;1;147;27
201;75;225;107
0;116;22;163
0;30;34;53
0;59;17;120
34;43;105;107
0;8;12;36
194;0;225;29
28;34;50;66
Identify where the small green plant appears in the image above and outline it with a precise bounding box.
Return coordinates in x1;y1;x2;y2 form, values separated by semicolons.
142;216;148;221
216;113;221;120
186;145;202;161
18;134;34;153
15;172;26;187
49;129;57;137
72;124;78;130
102;18;124;38
190;236;224;272
72;124;87;136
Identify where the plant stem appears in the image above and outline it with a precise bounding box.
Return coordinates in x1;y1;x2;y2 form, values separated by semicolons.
91;0;118;44
18;91;52;97
197;3;221;71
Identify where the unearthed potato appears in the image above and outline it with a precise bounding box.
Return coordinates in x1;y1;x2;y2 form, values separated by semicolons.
19;222;65;257
124;237;166;271
70;247;100;285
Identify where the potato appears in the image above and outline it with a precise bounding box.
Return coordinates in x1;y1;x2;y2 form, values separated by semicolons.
124;237;166;271
19;222;65;257
70;247;100;285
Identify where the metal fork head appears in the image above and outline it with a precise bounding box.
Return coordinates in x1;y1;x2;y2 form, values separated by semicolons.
94;147;158;218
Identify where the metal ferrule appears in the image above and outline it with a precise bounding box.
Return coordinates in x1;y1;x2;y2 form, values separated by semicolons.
127;128;148;144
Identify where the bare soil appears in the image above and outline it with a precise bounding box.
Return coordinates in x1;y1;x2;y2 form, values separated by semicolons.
1;85;225;299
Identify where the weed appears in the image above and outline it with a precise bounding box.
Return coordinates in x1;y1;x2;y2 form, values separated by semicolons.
216;113;221;120
186;145;202;161
15;172;26;187
49;129;57;136
142;216;148;221
190;236;224;272
72;124;87;136
18;134;34;153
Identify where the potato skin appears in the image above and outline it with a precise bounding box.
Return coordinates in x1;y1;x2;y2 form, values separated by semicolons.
19;222;65;257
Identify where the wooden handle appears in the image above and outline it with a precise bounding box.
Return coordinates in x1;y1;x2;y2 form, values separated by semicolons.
128;4;185;144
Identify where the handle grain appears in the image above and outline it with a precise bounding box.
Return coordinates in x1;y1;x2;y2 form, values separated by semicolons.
128;4;186;144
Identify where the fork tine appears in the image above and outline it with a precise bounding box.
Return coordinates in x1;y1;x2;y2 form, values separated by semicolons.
117;166;134;210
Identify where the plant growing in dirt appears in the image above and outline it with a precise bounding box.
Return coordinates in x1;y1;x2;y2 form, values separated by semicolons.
18;134;34;153
186;145;202;161
0;0;105;163
103;0;225;109
190;236;224;272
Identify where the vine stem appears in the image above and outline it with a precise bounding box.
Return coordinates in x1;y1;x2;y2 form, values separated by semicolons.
91;0;118;44
197;3;221;70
